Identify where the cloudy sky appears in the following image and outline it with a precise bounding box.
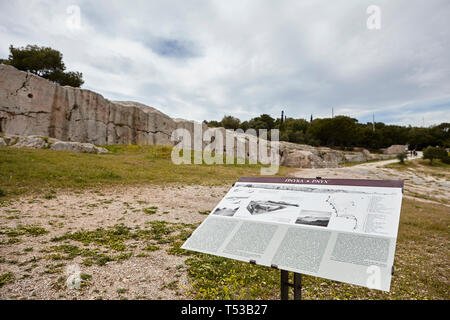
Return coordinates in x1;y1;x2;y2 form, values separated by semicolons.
1;0;449;126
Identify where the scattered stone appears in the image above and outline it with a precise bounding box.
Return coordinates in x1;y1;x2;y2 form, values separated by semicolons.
384;145;408;155
1;134;108;154
50;141;108;154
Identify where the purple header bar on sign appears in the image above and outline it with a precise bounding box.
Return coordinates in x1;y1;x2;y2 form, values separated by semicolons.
237;177;404;189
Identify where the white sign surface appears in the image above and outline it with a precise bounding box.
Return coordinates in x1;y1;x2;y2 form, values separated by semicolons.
182;177;404;291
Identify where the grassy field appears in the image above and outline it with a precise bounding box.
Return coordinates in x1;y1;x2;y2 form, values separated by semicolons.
0;145;448;300
0;145;293;198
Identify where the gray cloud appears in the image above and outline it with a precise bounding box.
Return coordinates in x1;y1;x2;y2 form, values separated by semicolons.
0;0;449;126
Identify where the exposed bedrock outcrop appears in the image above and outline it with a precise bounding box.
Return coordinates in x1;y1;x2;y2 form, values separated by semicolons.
384;144;408;155
0;64;181;146
200;129;390;168
0;64;390;167
0;134;108;154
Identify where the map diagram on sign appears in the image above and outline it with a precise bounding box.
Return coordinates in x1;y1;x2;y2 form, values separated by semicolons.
325;194;365;232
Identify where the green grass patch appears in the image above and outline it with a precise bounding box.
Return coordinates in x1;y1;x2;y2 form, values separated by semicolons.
0;272;15;288
185;255;279;299
2;225;49;240
47;221;197;265
143;244;160;252
43;263;66;274
45;244;130;266
51;276;66;291
82;252;114;267
0;145;293;198
116;288;128;294
143;206;158;215
51;224;132;251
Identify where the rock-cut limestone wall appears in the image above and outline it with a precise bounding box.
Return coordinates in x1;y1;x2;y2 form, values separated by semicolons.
0;64;391;168
0;64;181;145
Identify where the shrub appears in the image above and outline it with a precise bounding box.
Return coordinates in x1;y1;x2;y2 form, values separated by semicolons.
423;146;447;164
441;155;450;164
396;152;408;163
0;272;15;287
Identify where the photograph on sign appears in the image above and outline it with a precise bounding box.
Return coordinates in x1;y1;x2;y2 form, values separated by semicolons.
182;177;404;292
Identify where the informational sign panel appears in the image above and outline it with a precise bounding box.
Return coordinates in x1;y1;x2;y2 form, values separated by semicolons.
182;177;404;292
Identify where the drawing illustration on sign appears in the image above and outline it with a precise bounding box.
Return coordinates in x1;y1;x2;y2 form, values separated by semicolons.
247;200;299;215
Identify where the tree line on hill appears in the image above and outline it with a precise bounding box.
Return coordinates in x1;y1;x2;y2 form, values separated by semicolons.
2;45;448;153
204;114;450;151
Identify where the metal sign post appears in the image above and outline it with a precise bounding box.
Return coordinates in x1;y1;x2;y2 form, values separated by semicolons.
280;270;302;300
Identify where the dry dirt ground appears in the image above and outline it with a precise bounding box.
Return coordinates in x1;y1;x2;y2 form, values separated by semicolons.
0;156;448;300
0;185;230;300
